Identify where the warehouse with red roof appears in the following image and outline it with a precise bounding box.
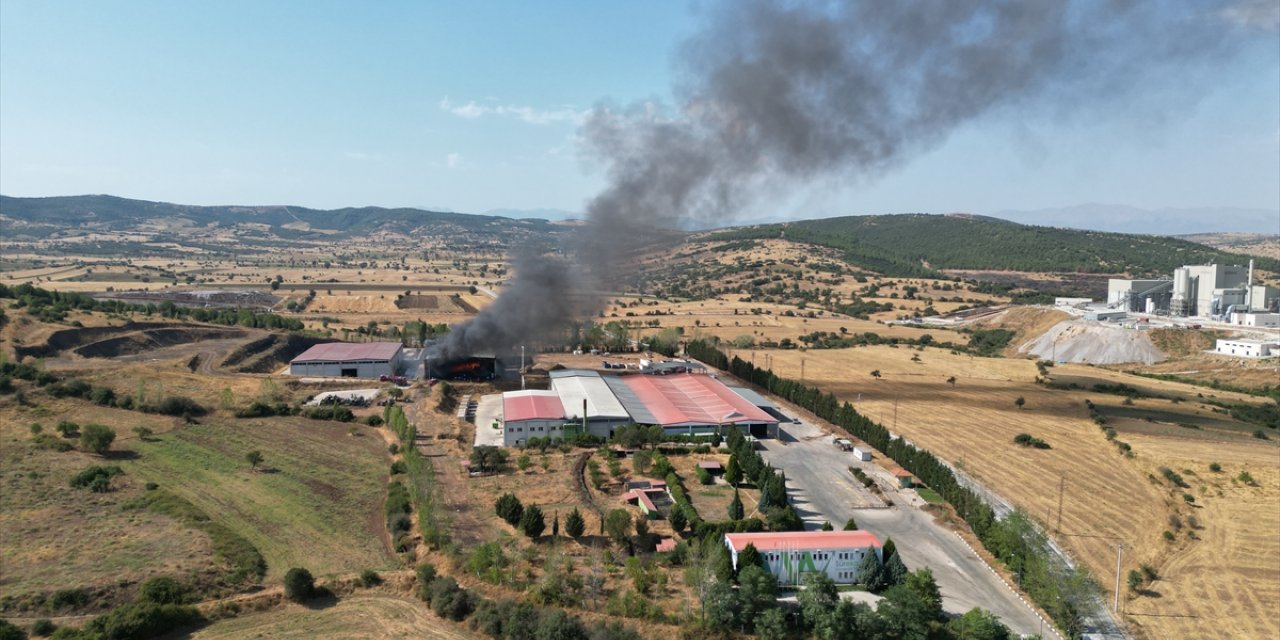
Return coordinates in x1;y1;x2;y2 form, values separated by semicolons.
498;369;779;445
288;342;405;379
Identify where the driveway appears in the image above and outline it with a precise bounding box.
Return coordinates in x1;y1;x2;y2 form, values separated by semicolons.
472;394;504;447
760;419;1050;638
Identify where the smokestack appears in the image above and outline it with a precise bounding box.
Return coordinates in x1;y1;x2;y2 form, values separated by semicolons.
434;0;1270;359
1247;259;1254;311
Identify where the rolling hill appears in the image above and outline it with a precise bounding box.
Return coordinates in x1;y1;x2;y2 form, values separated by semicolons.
708;214;1280;277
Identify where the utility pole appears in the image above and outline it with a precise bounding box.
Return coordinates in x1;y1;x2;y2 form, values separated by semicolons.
1111;542;1129;612
893;397;899;430
800;358;806;384
1055;475;1066;535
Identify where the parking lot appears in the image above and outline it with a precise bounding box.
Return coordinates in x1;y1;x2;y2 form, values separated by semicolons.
760;416;1048;638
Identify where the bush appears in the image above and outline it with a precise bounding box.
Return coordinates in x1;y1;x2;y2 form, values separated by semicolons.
283;567;316;602
138;576;186;605
0;619;23;640
429;577;474;621
359;569;382;587
495;493;524;527
80;601;204;639
1162;530;1175;542
390;461;407;475
365;415;384;427
153;396;208;417
302;405;355;422
1012;433;1050;449
89;386;116;406
69;465;123;492
415;563;438;601
48;588;88;609
79;424;116;455
30;619;55;637
1209;462;1222;472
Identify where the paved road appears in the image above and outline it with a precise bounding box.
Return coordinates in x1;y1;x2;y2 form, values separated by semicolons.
760;420;1049;638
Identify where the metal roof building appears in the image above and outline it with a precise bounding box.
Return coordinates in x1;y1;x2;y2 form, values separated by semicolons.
549;370;631;427
288;342;404;379
617;373;778;438
501;390;566;446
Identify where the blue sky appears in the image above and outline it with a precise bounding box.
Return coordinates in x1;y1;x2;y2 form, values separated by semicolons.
2;1;1277;226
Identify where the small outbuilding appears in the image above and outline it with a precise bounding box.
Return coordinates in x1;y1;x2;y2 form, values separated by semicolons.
852;447;873;461
697;460;724;474
892;469;915;488
1213;339;1277;358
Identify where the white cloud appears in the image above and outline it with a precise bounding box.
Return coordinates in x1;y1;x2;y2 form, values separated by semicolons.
446;152;461;169
439;97;587;125
1221;0;1280;31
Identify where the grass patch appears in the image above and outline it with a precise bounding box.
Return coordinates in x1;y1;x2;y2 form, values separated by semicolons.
135;489;266;583
916;487;945;504
124;417;392;578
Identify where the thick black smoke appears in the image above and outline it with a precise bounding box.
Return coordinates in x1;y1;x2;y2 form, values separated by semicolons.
434;0;1273;361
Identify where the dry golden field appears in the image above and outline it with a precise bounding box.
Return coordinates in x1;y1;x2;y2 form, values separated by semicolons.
188;594;480;639
729;345;1279;639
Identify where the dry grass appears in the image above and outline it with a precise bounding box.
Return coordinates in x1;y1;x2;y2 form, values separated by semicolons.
731;346;1277;637
189;594;480;639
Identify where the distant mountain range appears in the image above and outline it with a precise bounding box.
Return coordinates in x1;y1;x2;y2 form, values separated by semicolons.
989;203;1279;235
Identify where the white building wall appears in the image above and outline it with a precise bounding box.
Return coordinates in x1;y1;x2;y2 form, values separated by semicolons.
503;419;566;446
727;543;881;585
288;359;396;378
1214;340;1277;358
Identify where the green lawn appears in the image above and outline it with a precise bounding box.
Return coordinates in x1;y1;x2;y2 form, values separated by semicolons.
915;487;945;504
126;417;392;578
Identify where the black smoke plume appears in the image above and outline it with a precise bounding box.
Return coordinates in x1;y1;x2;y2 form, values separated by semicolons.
433;0;1272;361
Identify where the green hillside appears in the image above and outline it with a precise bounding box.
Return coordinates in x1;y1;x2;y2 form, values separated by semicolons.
710;214;1280;277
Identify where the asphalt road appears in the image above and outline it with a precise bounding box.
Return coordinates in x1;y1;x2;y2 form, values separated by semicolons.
760;420;1049;638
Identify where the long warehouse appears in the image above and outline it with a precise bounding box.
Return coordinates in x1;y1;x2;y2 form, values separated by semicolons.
499;369;779;446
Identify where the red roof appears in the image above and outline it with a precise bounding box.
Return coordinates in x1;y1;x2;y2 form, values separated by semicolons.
655;537;677;552
725;531;882;552
698;460;724;470
892;469;914;478
503;391;566;422
622;490;657;512
292;342;402;363
621;374;776;427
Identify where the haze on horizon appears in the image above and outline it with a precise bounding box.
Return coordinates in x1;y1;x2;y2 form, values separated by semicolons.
1;0;1278;233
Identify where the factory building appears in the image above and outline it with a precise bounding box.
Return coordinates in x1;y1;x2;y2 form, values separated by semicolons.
1108;260;1278;317
288;342;405;379
724;531;883;585
550;370;633;434
1213;340;1277;359
501;391;567;442
498;370;780;446
1229;312;1280;328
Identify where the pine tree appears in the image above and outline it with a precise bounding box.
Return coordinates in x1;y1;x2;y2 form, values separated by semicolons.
843;517;858;530
565;508;585;539
495;493;524;527
552;511;560;538
519;504;546;539
821;521;834;531
728;489;745;521
883;548;908;588
725;455;743;486
738;543;764;570
669;506;687;533
857;550;886;592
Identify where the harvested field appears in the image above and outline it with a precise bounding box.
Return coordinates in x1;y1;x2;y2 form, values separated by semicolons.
188;594;479;639
733;346;1277;638
396;294;441;310
1119;434;1280;640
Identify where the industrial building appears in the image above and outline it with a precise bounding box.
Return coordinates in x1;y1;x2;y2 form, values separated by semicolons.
288;342;405;378
498;369;780;446
724;531;883;585
1213;339;1278;359
1107;260;1279;317
1229;312;1280;328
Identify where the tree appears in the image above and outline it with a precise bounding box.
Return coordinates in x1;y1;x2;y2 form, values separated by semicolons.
604;509;632;546
283;567;315;602
133;426;154;441
669;505;687;533
871;369;882;378
737;543;763;571
1014;396;1026;410
948;608;1012;640
565;508;585;539
29;423;42;437
857;549;886;592
737;565;779;632
1127;569;1143;592
882;537;907;587
246;450;264;471
755;607;790;640
496;493;524;527
534;608;586;640
517;454;532;472
798;572;838;631
701;577;741;628
843;517;858;530
552;511;560;538
519;505;546;539
55;420;78;438
79;424;116;455
725;455;743;486
727;489;745;521
821;521;834;531
947;376;957;386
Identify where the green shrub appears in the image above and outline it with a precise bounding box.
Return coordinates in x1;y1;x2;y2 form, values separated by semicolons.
390;461;407;475
81;601;204;639
359;570;381;587
78;424;116;455
283;568;315;602
30;619;55;637
138;576;185;605
153;396;208;417
0;619;24;640
69;466;123;492
48;588;88;609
